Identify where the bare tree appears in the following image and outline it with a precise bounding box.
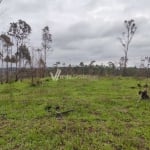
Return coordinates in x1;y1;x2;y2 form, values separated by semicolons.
89;60;96;66
118;19;137;75
38;57;45;77
35;48;43;77
145;56;150;78
42;26;52;76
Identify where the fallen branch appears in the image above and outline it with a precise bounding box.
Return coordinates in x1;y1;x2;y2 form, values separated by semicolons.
56;109;74;118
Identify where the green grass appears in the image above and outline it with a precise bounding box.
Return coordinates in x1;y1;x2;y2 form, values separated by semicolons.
0;76;150;150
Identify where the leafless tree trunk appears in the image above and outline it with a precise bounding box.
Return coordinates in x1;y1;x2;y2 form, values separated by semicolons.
42;26;52;77
118;19;137;75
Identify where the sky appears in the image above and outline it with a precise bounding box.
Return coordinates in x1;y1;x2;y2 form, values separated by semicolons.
0;0;150;67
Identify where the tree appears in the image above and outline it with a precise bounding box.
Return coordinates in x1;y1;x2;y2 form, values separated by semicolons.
79;62;84;67
38;57;45;77
0;34;13;83
10;55;17;64
108;61;115;69
42;26;52;75
89;60;96;66
0;51;3;83
119;57;125;69
8;20;31;81
145;56;150;78
18;44;31;67
118;19;137;75
79;62;85;75
0;0;4;82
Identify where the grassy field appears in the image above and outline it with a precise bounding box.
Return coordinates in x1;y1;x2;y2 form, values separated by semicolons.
0;76;150;150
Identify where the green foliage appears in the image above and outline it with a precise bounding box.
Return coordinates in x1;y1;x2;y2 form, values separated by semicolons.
0;77;150;149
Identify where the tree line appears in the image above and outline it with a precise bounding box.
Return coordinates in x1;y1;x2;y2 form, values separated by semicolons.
0;14;149;83
48;60;150;78
0;19;52;83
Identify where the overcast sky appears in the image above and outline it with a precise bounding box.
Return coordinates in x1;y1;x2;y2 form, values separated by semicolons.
0;0;150;67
